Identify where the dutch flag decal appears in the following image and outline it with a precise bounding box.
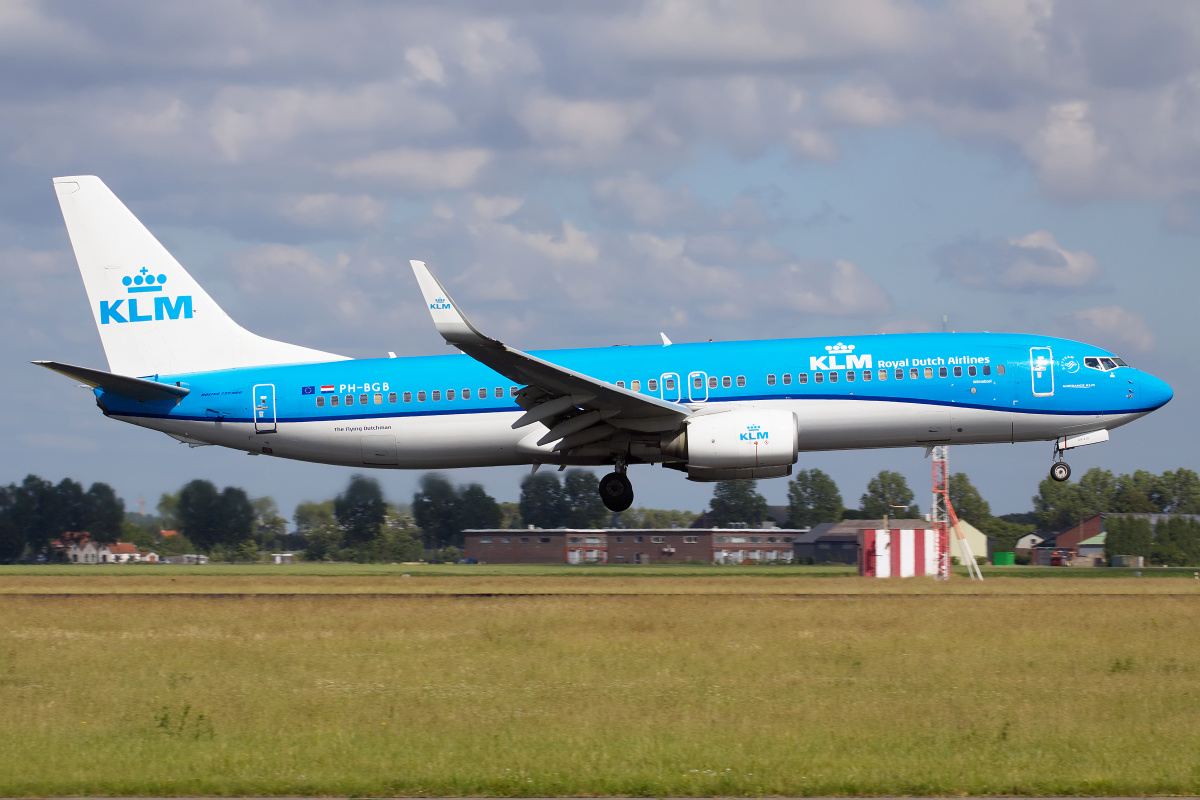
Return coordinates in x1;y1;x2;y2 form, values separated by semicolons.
320;385;335;393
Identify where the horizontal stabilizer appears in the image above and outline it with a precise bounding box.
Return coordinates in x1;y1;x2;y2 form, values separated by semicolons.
33;360;190;403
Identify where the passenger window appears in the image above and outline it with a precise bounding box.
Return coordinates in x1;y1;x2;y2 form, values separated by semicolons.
403;392;412;403
665;378;675;390
997;365;1005;375
359;394;368;405
895;369;903;380
693;376;703;389
953;366;962;378
374;393;383;404
846;371;855;381
910;368;919;379
878;369;887;381
767;374;776;386
463;388;471;399
447;389;455;400
479;388;486;400
968;366;976;377
983;365;991;376
798;373;808;384
925;367;933;379
814;372;823;383
648;379;658;391
782;373;791;385
708;376;717;389
510;386;519;396
388;392;397;403
632;380;641;391
616;381;626;389
938;367;947;378
316;396;325;408
495;387;503;398
722;376;731;388
862;370;871;381
828;371;838;383
331;395;340;406
736;376;746;387
418;391;426;402
345;394;354;405
432;390;440;401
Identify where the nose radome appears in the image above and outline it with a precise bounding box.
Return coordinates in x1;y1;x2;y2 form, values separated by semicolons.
1140;372;1173;409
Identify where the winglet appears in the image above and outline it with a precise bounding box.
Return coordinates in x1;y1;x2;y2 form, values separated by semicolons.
409;260;499;348
660;332;672;346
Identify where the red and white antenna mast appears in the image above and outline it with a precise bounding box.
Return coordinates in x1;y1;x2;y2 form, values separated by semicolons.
931;445;983;581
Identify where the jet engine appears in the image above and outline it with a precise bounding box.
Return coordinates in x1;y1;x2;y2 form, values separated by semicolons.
661;408;799;481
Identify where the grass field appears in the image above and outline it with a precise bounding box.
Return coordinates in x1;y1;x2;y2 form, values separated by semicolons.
2;570;1199;795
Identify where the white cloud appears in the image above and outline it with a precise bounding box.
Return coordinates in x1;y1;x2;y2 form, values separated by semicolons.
405;46;446;85
822;81;903;127
274;193;389;230
775;259;891;316
938;230;1101;292
1053;306;1155;353
335;147;491;190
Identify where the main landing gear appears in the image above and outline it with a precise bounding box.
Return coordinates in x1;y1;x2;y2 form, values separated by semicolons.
599;457;634;512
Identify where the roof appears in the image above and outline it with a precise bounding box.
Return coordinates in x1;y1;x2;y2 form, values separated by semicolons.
829;519;934;533
107;542;139;554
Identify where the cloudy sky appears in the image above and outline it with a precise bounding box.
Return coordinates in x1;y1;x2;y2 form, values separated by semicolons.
2;1;1196;521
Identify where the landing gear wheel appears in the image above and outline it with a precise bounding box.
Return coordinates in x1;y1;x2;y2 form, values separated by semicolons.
599;472;634;512
1050;461;1072;482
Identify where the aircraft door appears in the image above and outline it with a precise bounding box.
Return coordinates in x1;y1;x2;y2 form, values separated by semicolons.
687;371;709;402
253;383;276;433
660;372;681;402
1030;347;1054;397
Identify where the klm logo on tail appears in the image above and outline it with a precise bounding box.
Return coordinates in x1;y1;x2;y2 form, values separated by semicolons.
430;297;452;311
99;268;192;325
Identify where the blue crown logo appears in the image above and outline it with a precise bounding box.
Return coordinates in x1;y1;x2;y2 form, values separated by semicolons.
121;267;168;294
825;342;855;354
747;425;760;431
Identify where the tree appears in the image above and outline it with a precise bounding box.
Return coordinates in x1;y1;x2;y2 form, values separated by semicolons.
251;496;288;551
334;475;387;552
498;502;522;529
457;484;502;534
85;482;125;544
295;500;341;561
785;468;843;528
859;470;916;519
412;473;463;548
615;507;699;529
0;485;24;562
157;491;181;530
178;480;223;551
219;486;256;552
563;470;608;528
53;478;89;535
708;481;768;527
10;475;61;556
948;472;990;525
519;473;568;529
376;507;425;562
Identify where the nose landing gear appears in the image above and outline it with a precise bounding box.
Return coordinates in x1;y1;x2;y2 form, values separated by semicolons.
1050;460;1072;482
599;456;634;512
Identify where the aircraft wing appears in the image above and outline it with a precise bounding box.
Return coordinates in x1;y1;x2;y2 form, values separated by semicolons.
410;260;688;450
33;360;190;403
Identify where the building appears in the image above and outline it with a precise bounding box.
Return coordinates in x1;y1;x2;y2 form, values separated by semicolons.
794;520;934;564
463;528;799;564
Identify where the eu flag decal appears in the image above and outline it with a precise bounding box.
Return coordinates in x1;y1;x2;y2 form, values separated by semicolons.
301;386;315;395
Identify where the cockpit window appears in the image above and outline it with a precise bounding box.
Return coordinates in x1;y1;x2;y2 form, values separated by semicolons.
1085;356;1126;372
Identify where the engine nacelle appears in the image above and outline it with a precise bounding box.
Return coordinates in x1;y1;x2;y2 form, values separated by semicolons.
662;409;799;480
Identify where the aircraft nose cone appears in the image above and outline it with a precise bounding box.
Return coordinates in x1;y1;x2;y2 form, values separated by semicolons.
1140;372;1173;410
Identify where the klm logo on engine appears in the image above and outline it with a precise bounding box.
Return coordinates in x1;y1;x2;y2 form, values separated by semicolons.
740;424;769;442
99;268;193;325
430;297;452;310
810;342;871;371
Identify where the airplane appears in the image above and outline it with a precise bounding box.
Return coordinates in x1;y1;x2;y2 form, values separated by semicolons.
36;176;1174;512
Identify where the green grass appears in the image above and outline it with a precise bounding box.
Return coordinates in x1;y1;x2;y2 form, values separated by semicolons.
2;588;1200;795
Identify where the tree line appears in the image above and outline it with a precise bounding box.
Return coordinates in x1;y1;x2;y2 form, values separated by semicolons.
0;475;124;562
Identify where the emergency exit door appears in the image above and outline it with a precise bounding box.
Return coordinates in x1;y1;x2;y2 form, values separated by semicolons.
253;383;277;433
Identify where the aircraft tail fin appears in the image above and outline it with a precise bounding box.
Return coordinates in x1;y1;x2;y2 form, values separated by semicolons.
52;176;347;377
